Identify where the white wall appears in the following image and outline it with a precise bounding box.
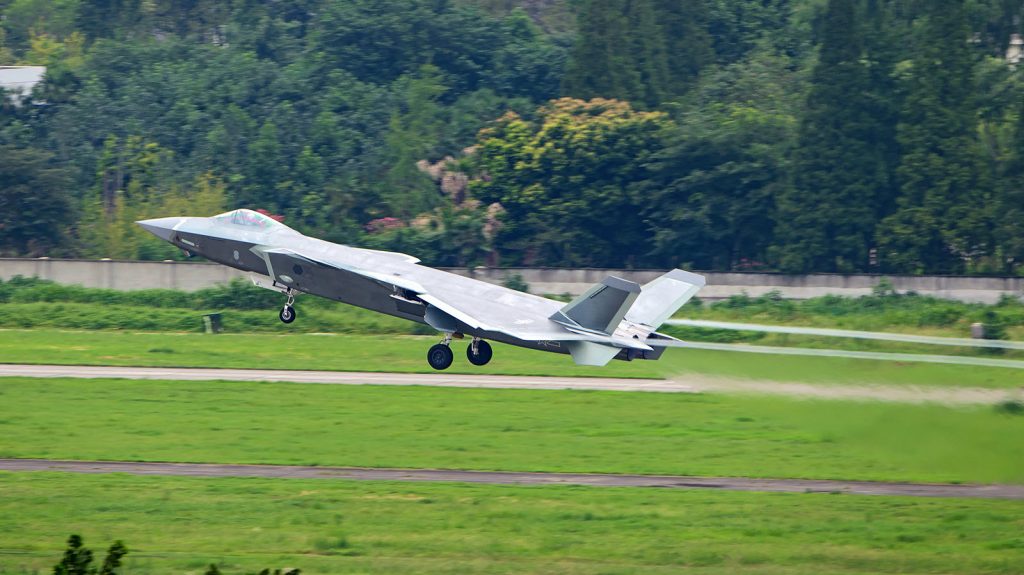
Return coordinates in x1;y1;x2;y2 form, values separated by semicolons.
2;258;1022;303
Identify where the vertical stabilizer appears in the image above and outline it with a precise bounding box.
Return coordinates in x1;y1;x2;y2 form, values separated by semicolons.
550;276;641;334
625;269;705;328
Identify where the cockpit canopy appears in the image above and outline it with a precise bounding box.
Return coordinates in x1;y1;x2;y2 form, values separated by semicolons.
213;209;287;231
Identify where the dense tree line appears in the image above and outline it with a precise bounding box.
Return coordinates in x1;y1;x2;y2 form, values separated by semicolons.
1;0;1022;274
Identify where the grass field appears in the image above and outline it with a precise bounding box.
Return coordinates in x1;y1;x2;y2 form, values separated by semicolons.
7;276;1024;341
2;328;1023;388
1;473;1022;575
4;282;1024;574
1;377;1022;484
6;299;1024;361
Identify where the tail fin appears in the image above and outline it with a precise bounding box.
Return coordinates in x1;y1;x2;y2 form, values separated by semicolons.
625;269;705;329
550;276;641;334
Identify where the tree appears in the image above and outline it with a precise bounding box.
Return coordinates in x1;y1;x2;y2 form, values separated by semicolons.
98;541;127;575
562;0;711;107
877;0;992;273
0;145;73;256
644;52;801;270
53;535;127;575
53;534;93;575
487;8;566;101
773;0;897;272
379;65;448;219
470;98;673;266
654;0;714;98
245;120;283;210
995;96;1024;269
561;0;634;102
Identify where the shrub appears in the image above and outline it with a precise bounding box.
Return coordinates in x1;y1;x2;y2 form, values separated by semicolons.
502;273;530;293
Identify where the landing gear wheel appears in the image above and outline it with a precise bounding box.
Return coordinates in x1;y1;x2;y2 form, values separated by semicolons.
279;305;296;324
427;344;454;370
467;339;492;366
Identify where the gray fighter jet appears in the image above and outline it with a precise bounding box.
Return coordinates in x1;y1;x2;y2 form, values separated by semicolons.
137;209;704;370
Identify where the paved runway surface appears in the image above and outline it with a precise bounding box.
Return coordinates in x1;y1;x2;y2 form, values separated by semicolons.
1;363;1018;404
0;363;694;392
2;459;1021;499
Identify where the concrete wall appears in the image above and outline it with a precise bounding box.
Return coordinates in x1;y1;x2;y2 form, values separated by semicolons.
2;258;1023;303
0;258;249;292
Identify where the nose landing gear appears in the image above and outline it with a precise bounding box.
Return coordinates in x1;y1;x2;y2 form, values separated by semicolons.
279;289;297;324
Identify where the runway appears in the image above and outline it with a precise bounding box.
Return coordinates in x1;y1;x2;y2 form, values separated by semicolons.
0;363;1018;404
0;363;695;392
2;458;1021;499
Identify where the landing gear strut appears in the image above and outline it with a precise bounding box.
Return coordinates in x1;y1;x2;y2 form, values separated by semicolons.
279;289;296;324
427;333;454;370
467;338;492;366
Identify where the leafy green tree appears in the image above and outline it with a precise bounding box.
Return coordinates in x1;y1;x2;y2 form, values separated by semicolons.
0;145;73;256
644;52;801;270
471;98;673;266
0;27;15;64
2;0;80;51
97;541;126;575
487;8;566;101
561;0;634;102
773;0;897;272
995;97;1024;270
315;0;559;100
245;120;283;209
380;65;448;219
877;0;992;273
562;0;711;107
705;0;795;62
53;534;93;575
53;534;126;575
654;0;714;97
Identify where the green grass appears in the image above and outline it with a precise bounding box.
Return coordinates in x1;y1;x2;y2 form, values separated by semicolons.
685;290;1024;340
6;275;1024;342
1;473;1022;575
0;301;423;334
1;377;1022;484
2;328;1024;388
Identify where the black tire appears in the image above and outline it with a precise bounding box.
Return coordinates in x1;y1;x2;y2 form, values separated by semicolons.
467;340;493;366
427;344;454;370
279;305;296;324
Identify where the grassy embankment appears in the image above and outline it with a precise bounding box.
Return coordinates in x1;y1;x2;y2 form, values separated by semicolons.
1;377;1021;484
683;285;1024;335
6;274;1024;354
5;275;1024;342
2;473;1022;575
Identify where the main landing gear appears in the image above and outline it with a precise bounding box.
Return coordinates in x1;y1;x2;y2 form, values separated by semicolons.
427;335;492;370
279;289;297;324
467;338;492;366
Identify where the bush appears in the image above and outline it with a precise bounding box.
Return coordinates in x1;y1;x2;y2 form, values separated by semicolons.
995;400;1024;415
660;325;766;343
0;276;283;310
696;288;1024;333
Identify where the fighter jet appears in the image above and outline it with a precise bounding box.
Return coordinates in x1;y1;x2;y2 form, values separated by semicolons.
137;209;704;370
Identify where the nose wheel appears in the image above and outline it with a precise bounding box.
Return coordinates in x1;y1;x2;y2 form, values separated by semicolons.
279;290;297;324
279;305;296;323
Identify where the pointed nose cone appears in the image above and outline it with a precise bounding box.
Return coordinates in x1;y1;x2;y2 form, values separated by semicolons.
136;217;183;242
